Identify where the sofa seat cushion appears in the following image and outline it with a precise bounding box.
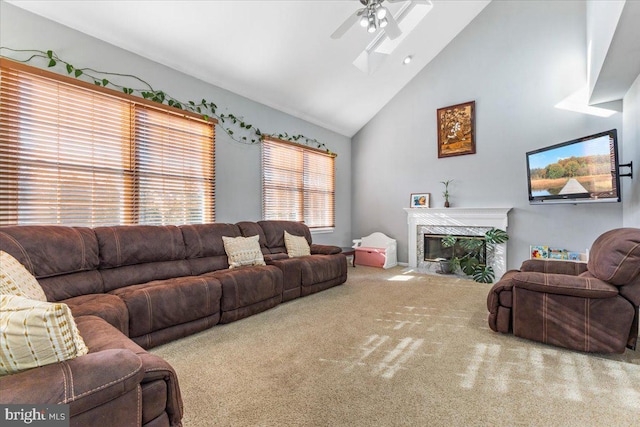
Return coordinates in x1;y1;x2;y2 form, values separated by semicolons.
109;276;222;339
64;294;130;336
299;254;347;288
208;265;283;323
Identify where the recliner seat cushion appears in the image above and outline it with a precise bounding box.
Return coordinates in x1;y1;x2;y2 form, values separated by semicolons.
208;265;283;323
300;254;347;287
64;293;130;335
109;276;222;339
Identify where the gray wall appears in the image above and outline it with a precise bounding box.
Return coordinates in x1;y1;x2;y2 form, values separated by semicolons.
0;1;352;247
623;73;640;227
352;0;627;269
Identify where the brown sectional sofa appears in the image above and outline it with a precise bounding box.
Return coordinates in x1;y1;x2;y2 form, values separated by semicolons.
0;220;348;427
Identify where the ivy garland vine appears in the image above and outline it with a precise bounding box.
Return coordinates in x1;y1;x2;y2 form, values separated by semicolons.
0;48;332;153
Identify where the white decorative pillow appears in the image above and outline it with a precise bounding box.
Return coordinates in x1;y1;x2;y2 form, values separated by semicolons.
0;294;89;376
284;230;311;258
222;235;266;269
0;251;47;302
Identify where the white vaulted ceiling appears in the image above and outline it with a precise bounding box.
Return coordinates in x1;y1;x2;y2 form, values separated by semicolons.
6;0;491;137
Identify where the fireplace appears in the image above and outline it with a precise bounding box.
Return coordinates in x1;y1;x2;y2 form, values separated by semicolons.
404;207;511;280
423;234;486;262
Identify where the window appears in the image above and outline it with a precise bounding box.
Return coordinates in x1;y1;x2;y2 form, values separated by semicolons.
0;58;215;227
262;137;335;229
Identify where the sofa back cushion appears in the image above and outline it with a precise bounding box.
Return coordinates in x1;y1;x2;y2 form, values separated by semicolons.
236;221;269;255
0;226;102;300
94;226;190;291
588;228;640;286
180;223;241;275
257;221;312;254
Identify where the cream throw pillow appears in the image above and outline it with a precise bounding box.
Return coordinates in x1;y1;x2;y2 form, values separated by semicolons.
0;294;89;376
222;235;266;269
0;251;46;302
284;230;311;258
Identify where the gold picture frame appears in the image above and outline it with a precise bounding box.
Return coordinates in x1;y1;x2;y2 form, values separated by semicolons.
437;101;476;158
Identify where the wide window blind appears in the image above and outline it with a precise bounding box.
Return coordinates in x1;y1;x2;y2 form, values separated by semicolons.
0;58;215;227
262;138;335;228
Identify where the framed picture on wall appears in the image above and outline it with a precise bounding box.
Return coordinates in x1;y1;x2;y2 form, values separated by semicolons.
437;100;476;158
410;193;430;208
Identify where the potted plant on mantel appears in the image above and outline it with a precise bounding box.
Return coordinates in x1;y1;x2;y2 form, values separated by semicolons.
440;228;509;283
441;179;453;207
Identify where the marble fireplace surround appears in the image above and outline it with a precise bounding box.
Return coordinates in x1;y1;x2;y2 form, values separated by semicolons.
404;207;511;279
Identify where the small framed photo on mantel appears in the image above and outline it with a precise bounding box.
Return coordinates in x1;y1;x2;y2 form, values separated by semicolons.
437;100;476;158
410;193;430;208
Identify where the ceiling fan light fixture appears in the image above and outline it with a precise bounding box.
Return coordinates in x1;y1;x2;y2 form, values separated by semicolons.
403;55;413;65
359;15;369;27
367;22;377;33
379;17;388;28
376;6;387;20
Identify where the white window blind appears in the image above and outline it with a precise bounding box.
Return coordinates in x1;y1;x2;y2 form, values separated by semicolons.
262;138;335;228
0;58;215;227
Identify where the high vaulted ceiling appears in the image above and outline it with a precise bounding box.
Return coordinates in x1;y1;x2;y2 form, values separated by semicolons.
6;0;491;137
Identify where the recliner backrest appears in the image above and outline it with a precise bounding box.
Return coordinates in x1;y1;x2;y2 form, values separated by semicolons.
94;225;190;292
257;221;312;254
588;228;640;286
0;226;103;301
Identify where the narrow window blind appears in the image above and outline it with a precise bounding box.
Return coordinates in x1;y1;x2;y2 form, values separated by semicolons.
134;106;215;225
262;138;335;228
0;58;215;227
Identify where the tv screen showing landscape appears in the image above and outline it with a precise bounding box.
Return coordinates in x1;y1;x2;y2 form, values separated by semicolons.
526;129;620;204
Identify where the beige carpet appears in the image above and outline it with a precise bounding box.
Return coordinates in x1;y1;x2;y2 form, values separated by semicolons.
152;266;640;426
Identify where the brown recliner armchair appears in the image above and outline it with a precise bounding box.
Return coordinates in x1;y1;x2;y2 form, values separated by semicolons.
487;228;640;353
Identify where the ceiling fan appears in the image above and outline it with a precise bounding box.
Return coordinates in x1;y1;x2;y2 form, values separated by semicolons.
331;0;408;40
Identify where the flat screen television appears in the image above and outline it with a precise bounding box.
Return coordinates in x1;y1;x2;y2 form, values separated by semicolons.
526;129;621;204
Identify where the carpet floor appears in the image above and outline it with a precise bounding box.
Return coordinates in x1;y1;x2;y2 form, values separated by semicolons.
152;266;640;426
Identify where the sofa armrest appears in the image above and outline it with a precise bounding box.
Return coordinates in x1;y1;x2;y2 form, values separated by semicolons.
520;259;588;276
513;272;619;299
0;349;143;417
310;244;342;255
138;353;184;426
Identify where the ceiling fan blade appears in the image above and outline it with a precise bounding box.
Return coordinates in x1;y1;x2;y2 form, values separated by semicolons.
331;10;361;39
383;14;402;39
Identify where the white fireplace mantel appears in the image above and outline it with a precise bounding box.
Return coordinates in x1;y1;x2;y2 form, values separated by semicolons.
404;207;512;278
